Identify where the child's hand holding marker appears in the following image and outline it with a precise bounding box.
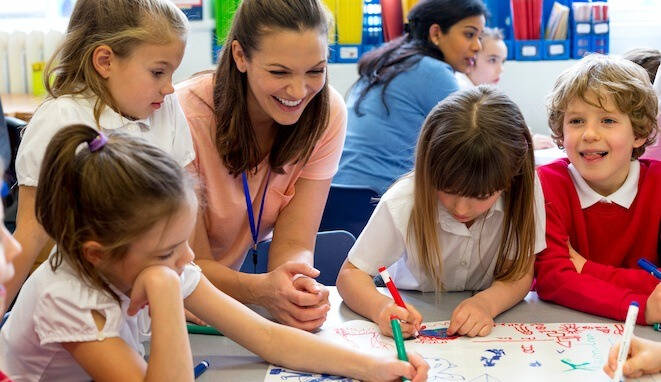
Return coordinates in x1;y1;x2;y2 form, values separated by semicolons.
376;300;422;338
366;351;429;382
383;315;429;382
378;267;422;338
603;336;661;379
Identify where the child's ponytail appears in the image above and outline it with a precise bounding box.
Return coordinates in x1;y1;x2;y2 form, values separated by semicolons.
34;124;193;300
36;124;100;271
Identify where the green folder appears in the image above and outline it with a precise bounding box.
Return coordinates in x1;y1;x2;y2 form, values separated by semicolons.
215;0;240;44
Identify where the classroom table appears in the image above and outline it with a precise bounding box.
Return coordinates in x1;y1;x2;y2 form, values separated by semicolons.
0;93;43;121
187;288;661;381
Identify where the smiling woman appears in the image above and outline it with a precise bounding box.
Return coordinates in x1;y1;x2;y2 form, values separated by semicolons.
175;0;346;332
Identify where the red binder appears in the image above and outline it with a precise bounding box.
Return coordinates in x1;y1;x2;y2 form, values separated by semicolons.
380;0;404;42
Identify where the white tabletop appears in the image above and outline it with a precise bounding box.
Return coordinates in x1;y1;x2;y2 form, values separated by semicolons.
187;288;660;381
534;146;567;166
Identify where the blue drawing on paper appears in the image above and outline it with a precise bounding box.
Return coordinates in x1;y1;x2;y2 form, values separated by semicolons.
420;328;450;338
480;349;506;367
529;361;542;367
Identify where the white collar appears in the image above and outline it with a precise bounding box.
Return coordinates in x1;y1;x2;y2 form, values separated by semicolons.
91;96;152;130
568;160;640;209
438;195;504;235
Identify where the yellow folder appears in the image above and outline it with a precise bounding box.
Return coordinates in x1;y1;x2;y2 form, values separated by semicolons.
337;0;363;44
401;0;419;22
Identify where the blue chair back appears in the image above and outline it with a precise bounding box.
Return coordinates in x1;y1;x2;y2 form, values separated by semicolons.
239;230;356;286
319;184;380;238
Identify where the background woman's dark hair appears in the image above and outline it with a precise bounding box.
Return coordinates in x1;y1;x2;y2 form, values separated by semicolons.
353;0;488;115
213;0;331;175
35;124;194;303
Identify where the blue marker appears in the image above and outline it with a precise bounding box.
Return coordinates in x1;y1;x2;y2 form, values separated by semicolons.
637;258;661;280
194;360;210;379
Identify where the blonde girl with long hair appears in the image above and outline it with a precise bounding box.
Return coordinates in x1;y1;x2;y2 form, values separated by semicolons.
337;86;546;338
8;0;195;310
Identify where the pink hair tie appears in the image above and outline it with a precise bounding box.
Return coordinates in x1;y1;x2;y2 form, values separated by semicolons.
88;132;108;152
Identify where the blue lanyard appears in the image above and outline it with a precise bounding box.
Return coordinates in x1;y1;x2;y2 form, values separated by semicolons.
241;170;271;271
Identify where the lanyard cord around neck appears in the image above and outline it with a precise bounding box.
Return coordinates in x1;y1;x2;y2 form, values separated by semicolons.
241;169;271;273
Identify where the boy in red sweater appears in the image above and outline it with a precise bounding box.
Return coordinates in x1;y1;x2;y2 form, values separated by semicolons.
535;54;661;325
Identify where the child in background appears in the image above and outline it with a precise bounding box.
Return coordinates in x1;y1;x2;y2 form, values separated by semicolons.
337;86;546;338
604;336;661;379
0;125;428;381
535;54;661;325
455;27;507;89
622;48;660;84
6;0;195;308
455;28;553;150
622;48;661;161
0;177;23;382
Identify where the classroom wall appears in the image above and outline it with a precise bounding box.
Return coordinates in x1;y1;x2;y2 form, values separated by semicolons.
327;61;575;136
174;0;661;137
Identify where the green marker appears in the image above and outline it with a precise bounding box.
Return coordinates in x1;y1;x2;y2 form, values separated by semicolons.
187;323;223;336
654;323;660;332
390;315;409;382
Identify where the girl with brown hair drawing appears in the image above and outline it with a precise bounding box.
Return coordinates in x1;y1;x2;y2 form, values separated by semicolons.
337;86;546;339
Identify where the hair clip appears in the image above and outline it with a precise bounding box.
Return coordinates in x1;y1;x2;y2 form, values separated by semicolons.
88;132;108;152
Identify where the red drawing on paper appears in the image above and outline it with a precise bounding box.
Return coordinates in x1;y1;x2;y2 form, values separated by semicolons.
521;344;534;354
334;328;392;350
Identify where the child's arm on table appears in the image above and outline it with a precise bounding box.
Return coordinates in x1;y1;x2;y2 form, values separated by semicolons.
536;202;652;324
62;266;192;382
336;260;422;338
567;243;658;293
448;259;534;337
186;275;429;382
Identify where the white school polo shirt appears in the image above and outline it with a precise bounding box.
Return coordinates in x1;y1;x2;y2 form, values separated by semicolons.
0;260;201;381
16;92;195;186
347;174;546;292
568;160;640;209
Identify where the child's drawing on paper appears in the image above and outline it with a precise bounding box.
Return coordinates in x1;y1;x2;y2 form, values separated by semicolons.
265;320;661;382
265;367;357;382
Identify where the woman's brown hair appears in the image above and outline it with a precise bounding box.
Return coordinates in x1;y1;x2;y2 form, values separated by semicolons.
408;85;536;290
213;0;332;175
35;124;194;302
44;0;188;126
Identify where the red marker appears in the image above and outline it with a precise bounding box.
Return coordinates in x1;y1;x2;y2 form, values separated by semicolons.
378;266;418;337
379;266;406;307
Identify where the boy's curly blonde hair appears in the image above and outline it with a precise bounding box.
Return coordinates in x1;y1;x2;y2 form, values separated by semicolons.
547;54;658;159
